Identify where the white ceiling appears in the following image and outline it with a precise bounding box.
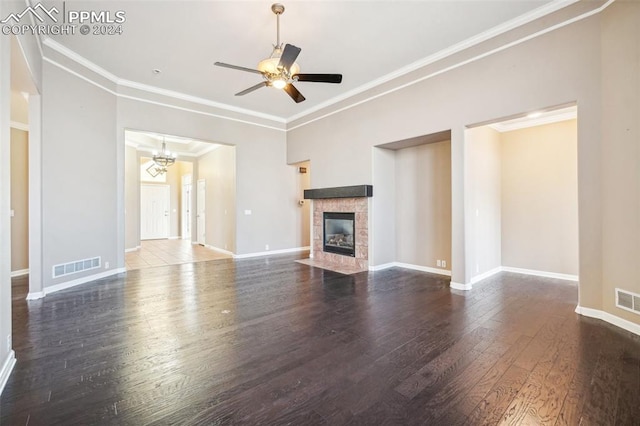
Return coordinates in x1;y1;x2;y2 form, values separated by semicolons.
41;1;570;121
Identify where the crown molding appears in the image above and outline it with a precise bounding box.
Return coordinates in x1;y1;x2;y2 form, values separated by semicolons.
42;37;286;125
285;0;582;124
39;0;612;132
286;0;613;132
118;79;286;124
43;37;119;82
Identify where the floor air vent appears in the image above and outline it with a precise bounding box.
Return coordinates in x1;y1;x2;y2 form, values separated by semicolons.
52;257;101;278
615;288;640;315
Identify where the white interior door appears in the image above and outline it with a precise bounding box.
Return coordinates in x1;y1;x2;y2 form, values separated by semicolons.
196;179;206;245
140;184;170;240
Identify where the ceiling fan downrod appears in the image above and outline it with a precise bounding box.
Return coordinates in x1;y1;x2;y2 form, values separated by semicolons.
272;3;285;50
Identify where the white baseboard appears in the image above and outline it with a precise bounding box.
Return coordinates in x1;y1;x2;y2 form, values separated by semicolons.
369;261;452;276
169;236;181;240
450;281;473;291
369;262;396;271
233;246;311;259
204;244;234;256
0;350;16;396
41;268;127;296
124;246;140;253
394;262;452;277
501;266;578;282
10;269;29;277
575;305;640;337
471;266;502;284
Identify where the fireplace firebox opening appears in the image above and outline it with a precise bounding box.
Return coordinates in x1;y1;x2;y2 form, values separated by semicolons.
323;212;355;257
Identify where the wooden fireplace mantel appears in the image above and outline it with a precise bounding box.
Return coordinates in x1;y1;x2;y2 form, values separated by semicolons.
303;185;373;200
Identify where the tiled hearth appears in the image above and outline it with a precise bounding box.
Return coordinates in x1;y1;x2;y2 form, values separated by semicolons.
298;185;372;275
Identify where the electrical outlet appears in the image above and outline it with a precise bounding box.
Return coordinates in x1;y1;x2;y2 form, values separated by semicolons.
265;244;269;251
442;260;446;268
105;261;110;269
436;260;442;267
7;334;11;350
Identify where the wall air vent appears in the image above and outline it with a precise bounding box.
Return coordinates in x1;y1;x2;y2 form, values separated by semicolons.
615;288;640;315
52;257;101;278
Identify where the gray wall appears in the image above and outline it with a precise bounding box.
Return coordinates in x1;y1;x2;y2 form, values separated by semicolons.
198;145;236;252
287;12;603;306
467;126;502;277
41;62;119;288
395;141;452;269
371;148;396;266
600;1;640;324
124;145;139;250
1;16;14;381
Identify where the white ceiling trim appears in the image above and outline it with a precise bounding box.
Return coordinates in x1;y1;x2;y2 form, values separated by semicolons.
43;37;119;82
117;93;286;132
286;0;581;124
118;79;285;124
286;0;614;132
37;0;613;133
43;37;285;125
43;56;286;132
38;1;580;128
43;56;118;96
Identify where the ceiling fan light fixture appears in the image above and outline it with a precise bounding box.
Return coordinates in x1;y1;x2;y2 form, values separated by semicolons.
272;78;287;89
257;57;300;76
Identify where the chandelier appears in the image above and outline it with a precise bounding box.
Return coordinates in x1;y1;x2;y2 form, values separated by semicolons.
146;137;177;177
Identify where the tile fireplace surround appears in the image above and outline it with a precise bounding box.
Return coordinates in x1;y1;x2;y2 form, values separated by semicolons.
299;185;372;274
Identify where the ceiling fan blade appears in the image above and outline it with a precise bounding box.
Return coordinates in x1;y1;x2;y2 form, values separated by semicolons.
283;84;306;103
294;73;343;84
214;62;263;75
278;44;301;73
235;82;268;96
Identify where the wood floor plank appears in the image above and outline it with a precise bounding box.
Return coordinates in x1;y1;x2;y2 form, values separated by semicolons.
2;254;638;425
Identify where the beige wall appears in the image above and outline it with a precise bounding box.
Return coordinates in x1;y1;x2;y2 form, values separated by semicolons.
467;126;502;277
198;145;236;252
293;161;311;247
601;1;640;324
10;128;28;272
501;120;578;275
395;141;452;268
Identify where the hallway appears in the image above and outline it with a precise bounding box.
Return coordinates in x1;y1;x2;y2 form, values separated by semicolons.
125;239;231;270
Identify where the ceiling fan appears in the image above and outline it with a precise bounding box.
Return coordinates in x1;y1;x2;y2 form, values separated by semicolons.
214;3;342;103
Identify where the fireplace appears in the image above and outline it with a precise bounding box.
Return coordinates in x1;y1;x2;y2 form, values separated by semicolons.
323;212;355;257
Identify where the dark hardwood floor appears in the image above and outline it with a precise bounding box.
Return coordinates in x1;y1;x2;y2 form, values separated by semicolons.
1;254;639;425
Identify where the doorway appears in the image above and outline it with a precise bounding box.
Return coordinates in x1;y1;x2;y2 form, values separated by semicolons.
181;174;192;239
140;184;170;240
